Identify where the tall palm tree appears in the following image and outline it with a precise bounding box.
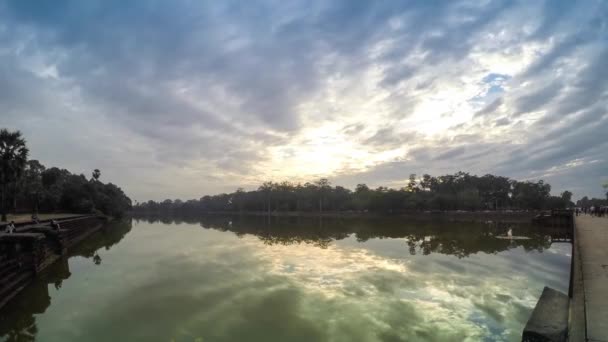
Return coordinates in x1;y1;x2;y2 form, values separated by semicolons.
0;129;29;222
92;169;101;182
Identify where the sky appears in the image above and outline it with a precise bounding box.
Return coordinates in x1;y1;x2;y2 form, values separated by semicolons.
1;0;607;202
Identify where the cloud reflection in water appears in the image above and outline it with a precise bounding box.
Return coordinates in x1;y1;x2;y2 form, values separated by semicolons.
0;218;570;342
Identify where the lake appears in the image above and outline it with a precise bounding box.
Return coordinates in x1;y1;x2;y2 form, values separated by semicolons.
0;216;571;342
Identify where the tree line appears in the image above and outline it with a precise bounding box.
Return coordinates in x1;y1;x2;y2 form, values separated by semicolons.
133;172;578;215
0;129;132;220
576;196;608;208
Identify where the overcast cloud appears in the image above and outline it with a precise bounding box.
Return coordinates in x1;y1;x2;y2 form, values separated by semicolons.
1;0;607;201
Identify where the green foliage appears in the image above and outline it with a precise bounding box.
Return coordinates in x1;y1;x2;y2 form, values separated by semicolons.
134;172;574;215
0;129;131;218
12;165;131;217
511;180;551;210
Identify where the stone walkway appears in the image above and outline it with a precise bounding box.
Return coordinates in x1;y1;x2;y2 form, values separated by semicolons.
575;215;608;341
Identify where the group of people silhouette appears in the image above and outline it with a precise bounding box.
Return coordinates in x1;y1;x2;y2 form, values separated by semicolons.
576;206;607;217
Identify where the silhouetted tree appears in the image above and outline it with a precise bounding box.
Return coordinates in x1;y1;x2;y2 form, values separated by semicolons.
258;182;274;214
560;191;573;204
133;172;578;215
18;160;45;214
92;169;101;182
315;178;331;213
0;132;132;218
0;129;29;221
420;174;432;191
406;174;418;192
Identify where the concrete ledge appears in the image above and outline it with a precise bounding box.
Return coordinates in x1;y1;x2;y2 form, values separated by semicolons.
568;220;586;341
523;287;569;342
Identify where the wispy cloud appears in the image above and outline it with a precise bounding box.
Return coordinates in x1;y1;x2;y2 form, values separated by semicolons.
1;0;606;200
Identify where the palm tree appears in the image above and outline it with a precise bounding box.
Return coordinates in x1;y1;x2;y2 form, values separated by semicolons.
0;129;29;221
92;169;101;182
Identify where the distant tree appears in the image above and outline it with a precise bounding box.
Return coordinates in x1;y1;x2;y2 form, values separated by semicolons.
0;129;29;221
352;184;371;211
314;178;331;213
355;184;369;193
42;167;67;188
478;174;510;209
420;174;432;191
561;190;573;203
40;167;69;211
0;132;132;217
233;187;245;212
406;174;418;192
512;180;551;210
92;169;101;182
258;182;274;214
132;172;591;215
19;160;45;214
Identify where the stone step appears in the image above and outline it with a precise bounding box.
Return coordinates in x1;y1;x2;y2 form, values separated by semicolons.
522;287;569;342
0;261;19;279
0;270;33;302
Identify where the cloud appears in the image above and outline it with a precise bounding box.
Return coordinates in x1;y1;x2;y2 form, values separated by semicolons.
0;0;607;200
475;98;503;118
513;82;564;116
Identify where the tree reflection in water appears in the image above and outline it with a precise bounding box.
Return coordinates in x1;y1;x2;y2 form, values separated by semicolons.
0;219;133;342
0;215;571;341
134;214;570;258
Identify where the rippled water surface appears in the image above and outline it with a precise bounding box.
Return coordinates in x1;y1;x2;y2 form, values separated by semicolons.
0;216;571;342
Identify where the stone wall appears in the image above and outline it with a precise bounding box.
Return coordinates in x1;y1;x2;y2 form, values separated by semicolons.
0;215;106;310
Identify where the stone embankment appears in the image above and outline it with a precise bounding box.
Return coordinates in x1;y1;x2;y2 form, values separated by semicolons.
0;215;106;310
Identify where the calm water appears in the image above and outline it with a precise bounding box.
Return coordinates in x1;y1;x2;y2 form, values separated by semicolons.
0;216;571;342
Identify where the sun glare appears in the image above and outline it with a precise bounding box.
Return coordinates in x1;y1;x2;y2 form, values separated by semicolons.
261;123;405;180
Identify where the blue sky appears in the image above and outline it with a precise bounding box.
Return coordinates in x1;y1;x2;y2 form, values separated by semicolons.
1;0;607;201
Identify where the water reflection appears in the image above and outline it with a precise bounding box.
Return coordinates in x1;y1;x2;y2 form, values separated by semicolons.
134;214;571;257
69;219;133;261
0;220;132;341
0;216;571;342
127;214;570;341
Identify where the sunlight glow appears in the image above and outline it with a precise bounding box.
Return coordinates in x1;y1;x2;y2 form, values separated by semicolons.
261;123;405;179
